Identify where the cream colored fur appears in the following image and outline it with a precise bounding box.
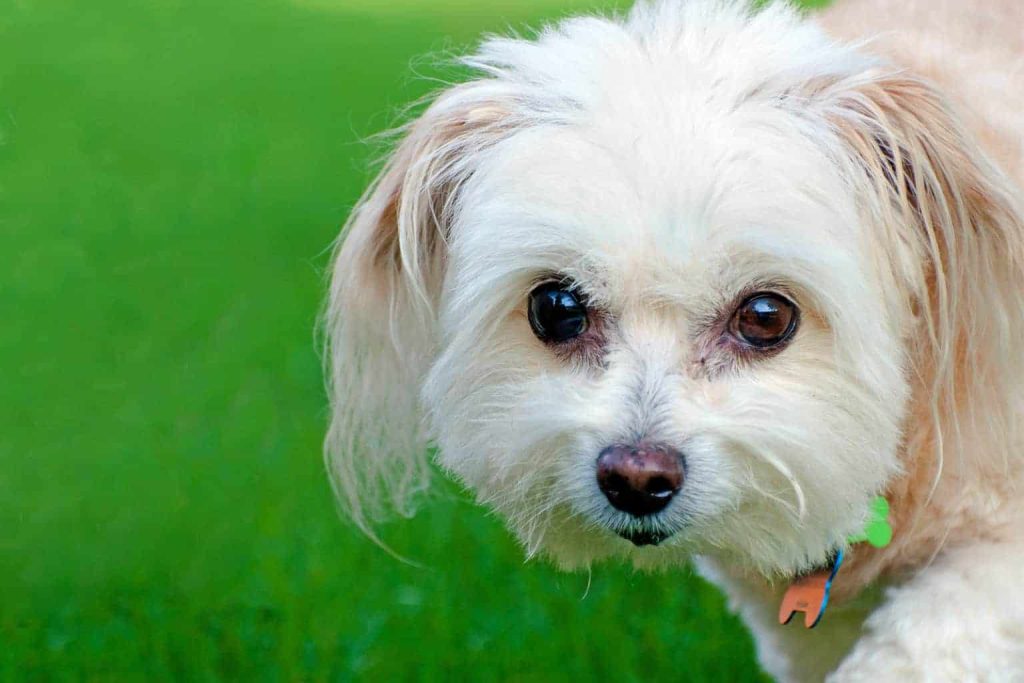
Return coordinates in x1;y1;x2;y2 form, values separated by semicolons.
325;1;1024;679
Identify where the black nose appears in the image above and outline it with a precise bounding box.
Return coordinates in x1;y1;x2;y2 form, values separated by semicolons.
596;443;685;516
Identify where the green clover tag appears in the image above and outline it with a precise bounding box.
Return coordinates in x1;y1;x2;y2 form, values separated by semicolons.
847;496;892;548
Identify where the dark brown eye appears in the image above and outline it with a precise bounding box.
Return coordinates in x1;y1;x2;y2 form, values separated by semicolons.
730;293;798;348
528;282;588;343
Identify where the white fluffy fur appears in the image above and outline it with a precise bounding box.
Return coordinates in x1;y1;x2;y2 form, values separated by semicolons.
325;0;1024;679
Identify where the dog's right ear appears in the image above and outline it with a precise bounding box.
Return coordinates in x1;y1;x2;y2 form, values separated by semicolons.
324;84;514;536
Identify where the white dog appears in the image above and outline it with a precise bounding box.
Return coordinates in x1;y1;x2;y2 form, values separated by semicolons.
324;0;1024;679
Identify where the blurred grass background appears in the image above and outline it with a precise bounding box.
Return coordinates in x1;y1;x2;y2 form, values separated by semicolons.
2;0;823;679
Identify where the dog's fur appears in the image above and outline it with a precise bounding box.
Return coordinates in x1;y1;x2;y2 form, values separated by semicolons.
325;1;1024;679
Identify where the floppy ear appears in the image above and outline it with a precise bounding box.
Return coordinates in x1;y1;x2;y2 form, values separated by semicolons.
826;72;1024;476
324;84;514;536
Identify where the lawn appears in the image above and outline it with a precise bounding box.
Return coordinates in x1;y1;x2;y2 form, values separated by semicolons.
2;0;819;679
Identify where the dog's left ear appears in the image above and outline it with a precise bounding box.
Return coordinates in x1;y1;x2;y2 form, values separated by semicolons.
825;71;1024;469
324;86;515;538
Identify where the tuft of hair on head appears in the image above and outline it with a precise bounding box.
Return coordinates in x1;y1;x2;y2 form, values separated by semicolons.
822;69;1024;493
322;78;523;541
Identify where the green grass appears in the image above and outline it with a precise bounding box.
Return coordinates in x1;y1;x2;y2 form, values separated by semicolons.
1;0;818;679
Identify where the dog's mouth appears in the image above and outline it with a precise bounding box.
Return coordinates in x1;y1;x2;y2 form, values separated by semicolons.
618;528;673;547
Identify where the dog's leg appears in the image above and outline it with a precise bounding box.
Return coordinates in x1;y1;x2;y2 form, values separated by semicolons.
828;540;1024;681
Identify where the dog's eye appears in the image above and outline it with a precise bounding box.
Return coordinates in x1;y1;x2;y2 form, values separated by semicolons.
730;293;798;348
528;282;588;343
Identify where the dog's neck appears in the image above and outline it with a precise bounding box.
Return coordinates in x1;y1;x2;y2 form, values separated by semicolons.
829;365;1024;603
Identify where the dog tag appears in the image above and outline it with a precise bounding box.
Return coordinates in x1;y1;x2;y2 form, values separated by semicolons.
778;549;843;629
846;496;892;548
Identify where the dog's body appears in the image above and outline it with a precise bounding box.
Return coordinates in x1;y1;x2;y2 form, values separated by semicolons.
326;1;1024;679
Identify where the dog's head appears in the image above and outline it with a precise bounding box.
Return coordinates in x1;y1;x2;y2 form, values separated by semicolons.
326;1;1023;577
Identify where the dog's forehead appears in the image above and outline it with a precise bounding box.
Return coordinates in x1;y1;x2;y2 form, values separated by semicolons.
450;2;873;300
459;99;860;297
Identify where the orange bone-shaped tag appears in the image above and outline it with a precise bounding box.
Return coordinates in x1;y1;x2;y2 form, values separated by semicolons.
778;550;843;629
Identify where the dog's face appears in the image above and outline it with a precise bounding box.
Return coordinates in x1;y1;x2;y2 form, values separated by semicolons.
424;104;907;576
327;1;1017;578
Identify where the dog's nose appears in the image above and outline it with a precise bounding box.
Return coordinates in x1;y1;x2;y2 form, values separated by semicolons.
596;443;684;516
